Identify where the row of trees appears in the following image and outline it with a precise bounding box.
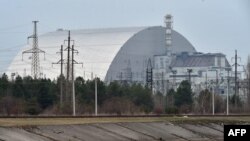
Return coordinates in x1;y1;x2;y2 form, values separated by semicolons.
0;74;57;115
0;74;155;115
154;80;244;114
0;72;245;115
74;77;153;114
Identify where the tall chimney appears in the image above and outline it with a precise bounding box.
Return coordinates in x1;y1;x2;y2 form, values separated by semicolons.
165;14;173;54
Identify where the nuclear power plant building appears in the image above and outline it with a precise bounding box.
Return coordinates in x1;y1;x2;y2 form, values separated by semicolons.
6;15;233;95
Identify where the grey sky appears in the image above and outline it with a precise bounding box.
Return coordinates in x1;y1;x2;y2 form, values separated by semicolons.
0;0;249;73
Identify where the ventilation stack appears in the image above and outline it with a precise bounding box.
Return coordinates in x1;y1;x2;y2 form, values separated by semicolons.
165;14;173;54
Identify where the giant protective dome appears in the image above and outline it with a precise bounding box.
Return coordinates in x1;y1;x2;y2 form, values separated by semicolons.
6;26;196;81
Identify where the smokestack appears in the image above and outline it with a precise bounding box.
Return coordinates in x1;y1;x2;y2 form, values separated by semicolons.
165;14;173;54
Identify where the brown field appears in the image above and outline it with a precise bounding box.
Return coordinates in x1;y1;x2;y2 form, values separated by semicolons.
0;116;250;127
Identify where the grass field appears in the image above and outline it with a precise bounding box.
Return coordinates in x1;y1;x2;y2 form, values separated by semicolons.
0;116;250;127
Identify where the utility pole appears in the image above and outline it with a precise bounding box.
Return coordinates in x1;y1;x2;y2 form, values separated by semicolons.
187;69;192;84
60;45;63;108
64;30;75;115
66;31;71;81
72;44;75;116
226;69;230;115
52;45;64;108
205;72;208;90
71;43;83;116
235;50;237;101
22;21;45;79
95;75;98;116
161;72;164;95
216;70;218;95
208;69;218;115
232;50;241;107
54;30;82;115
212;86;215;115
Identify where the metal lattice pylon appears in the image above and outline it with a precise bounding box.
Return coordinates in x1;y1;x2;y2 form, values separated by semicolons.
22;21;45;79
146;58;153;90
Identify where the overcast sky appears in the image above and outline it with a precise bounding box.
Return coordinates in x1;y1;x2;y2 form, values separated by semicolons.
0;0;249;73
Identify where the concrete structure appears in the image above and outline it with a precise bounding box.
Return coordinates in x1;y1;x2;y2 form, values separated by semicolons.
6;15;237;96
0;122;224;141
153;52;232;96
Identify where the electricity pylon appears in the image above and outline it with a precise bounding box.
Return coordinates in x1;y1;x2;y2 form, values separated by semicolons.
22;21;45;79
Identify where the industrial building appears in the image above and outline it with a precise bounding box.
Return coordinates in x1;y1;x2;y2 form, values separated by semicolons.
6;15;235;95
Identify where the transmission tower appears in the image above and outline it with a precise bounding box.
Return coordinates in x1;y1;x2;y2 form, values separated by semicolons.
146;58;153;90
232;50;241;106
71;44;83;116
52;45;65;108
22;21;45;79
58;30;83;115
64;31;73;81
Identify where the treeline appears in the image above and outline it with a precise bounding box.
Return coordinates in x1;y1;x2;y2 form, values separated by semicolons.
0;74;57;115
74;77;153;114
0;73;245;115
0;73;154;115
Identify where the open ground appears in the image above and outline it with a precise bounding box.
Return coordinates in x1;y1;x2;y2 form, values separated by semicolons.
0;116;249;141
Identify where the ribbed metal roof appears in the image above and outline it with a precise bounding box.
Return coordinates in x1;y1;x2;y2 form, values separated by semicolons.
170;53;230;67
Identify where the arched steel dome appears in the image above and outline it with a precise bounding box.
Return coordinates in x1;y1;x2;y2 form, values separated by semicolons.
6;26;196;81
